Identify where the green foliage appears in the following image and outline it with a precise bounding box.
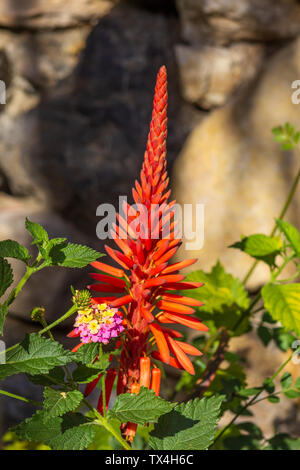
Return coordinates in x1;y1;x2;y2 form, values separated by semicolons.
0;334;74;380
25;218;49;246
276;219;300;258
149;396;224;450
230;234;282;266
0;258;13;297
0;239;30;264
43;388;83;419
272;122;300;151
264;433;300;450
14;411;96;450
110;387;174;425
72;365;102;384
184;261;250;334
262;283;300;336
46;242;103;268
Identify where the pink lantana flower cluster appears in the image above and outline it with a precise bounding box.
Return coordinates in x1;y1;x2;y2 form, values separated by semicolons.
74;303;124;344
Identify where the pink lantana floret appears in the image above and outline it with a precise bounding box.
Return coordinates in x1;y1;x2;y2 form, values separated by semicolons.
74;303;124;345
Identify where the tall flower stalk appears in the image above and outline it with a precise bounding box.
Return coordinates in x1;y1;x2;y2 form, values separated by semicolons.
69;66;207;441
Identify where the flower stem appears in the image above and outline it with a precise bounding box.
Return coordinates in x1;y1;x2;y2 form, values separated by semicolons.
38;304;78;336
0;388;42;407
243;166;300;285
83;398;131;450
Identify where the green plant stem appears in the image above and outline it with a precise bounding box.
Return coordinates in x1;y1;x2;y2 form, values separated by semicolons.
5;266;35;308
83;398;131;450
38;304;78;336
2;304;78;356
211;345;300;447
0;389;41;407
243;167;300;285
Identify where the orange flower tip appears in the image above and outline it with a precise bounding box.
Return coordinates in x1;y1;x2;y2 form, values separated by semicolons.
139;356;151;388
157;300;195;315
167;336;195;375
67;329;80;338
150;368;161;396
161;293;204;307
90;261;125;278
110;295;133;308
71;342;83;352
150;324;170;365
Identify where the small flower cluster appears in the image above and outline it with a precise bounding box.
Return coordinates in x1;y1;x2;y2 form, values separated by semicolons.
74;303;124;344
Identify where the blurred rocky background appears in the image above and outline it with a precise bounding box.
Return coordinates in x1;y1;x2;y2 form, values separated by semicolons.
1;0;300;441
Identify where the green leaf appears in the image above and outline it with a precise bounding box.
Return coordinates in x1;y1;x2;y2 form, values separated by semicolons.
48;242;103;268
43;388;83;419
265;433;300;450
238;387;262;397
110;387;174;425
0;258;13;297
25;218;49;246
149;395;224;450
273;328;295;352
267;396;280;404
72;365;101;384
230;234;282;266
26;367;65;386
14;411;95;450
283;389;300;399
262;283;300;336
263;378;275;394
184;262;250;333
276;219;300;258
280;372;292;390
0;240;30;263
73;343;99;365
295;377;300;390
0;334;74;380
257;324;272;347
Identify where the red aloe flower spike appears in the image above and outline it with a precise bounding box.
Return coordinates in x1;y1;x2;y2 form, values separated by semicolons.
68;66;208;444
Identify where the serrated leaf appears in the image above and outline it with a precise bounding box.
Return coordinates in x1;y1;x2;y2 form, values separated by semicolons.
25;218;49;246
184;262;250;333
0;240;30;263
149;395;224;450
72;365;101;384
43;388;83;419
111;387;174;425
262;283;300;336
48;242;103;268
276;219;300;258
14;411;95;450
0;258;13;297
0;333;74;379
230;234;282;266
73;343;99;365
